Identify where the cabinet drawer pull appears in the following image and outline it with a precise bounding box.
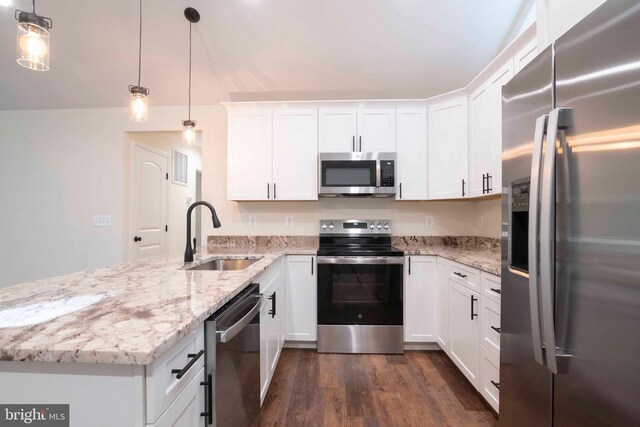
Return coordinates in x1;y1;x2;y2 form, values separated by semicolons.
471;295;478;320
491;326;501;334
171;349;204;379
454;271;468;279
490;287;501;294
491;380;500;390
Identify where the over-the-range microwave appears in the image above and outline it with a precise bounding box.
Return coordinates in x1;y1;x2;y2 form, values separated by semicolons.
318;152;396;198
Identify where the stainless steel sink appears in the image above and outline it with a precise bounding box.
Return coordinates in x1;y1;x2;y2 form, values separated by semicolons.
188;257;261;271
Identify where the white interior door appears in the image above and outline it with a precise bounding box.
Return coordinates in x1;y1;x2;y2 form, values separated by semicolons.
131;144;168;261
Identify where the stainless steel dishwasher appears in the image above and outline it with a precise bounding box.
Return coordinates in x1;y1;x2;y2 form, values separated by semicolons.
204;283;261;426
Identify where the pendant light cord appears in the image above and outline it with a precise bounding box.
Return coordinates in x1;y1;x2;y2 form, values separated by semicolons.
137;0;142;87
188;22;192;121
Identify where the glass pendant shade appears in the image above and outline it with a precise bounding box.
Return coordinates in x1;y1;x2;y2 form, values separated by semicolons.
16;13;51;71
129;86;149;122
182;120;196;146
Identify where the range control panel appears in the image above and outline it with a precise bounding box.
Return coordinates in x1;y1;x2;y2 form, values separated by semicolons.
319;219;392;235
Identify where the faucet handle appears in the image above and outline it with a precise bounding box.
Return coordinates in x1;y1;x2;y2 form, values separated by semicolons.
193;237;197;254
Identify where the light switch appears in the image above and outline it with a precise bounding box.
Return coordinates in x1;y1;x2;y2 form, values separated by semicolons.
93;215;112;227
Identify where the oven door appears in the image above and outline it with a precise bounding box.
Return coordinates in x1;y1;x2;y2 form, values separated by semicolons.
317;256;403;325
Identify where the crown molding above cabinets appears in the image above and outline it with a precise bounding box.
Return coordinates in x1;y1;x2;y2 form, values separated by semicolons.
224;28;538;203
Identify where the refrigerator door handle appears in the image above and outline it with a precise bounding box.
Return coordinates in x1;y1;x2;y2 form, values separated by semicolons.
539;107;571;374
528;114;548;366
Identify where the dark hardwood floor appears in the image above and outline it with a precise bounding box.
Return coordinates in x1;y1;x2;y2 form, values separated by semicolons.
261;349;498;427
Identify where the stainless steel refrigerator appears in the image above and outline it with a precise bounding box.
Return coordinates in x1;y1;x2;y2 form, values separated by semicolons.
501;1;640;425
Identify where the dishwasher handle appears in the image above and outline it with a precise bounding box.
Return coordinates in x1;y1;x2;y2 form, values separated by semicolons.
216;294;262;343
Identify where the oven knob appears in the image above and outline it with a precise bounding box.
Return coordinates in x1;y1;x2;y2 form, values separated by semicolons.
376;223;382;229
328;223;334;229
384;223;389;229
321;223;327;230
369;224;375;230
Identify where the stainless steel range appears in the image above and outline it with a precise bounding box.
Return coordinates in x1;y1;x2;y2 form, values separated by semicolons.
316;219;404;354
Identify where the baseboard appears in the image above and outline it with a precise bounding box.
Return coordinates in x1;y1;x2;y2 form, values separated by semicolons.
404;342;443;351
284;341;318;349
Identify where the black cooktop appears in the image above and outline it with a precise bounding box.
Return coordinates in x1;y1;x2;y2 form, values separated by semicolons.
317;236;404;257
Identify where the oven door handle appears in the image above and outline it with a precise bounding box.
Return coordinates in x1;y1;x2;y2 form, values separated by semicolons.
316;256;405;265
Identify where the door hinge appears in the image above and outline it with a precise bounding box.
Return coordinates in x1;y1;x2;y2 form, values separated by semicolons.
166;173;169;180
165;225;168;232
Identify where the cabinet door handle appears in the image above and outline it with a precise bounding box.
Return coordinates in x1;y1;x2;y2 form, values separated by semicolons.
268;292;276;318
408;257;411;275
486;173;492;193
491;326;501;334
267;182;270;199
352;135;355;152
133;236;142;242
274;182;277;199
359;136;362;152
171;349;204;379
399;183;402;199
491;380;500;390
490;287;501;294
462;179;466;197
482;173;487;194
311;257;314;275
200;373;213;424
470;295;478;320
454;271;467;279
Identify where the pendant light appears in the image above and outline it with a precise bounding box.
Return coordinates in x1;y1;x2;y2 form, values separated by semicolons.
15;0;52;71
182;7;200;146
128;0;149;122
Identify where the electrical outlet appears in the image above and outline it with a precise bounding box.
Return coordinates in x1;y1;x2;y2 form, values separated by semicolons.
248;216;257;227
425;215;434;228
285;216;294;226
93;215;112;227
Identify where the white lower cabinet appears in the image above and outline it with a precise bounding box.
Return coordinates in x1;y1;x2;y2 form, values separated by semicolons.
437;261;501;412
404;256;437;342
148;366;205;427
436;258;451;351
448;279;481;387
259;262;286;404
480;346;500;412
285;255;317;342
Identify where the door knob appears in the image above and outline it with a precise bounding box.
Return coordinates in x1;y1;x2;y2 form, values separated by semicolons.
134;236;142;242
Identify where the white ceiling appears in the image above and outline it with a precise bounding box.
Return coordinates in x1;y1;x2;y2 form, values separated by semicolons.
0;0;531;110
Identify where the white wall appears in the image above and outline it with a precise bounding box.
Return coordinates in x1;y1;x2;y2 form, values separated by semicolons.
128;132;202;256
536;0;606;47
0;104;499;288
0;105;218;288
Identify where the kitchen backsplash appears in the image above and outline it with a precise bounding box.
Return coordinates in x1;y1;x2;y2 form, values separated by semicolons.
207;235;500;251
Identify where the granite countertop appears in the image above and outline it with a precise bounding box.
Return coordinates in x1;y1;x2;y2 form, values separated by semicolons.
0;245;316;365
0;236;499;366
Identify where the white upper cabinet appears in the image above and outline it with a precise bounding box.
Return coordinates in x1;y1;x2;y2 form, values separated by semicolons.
318;108;357;153
513;37;538;74
227;109;273;201
357;108;396;152
428;97;469;199
395;107;428;200
468;84;492;198
468;61;513;198
272;109;318;200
